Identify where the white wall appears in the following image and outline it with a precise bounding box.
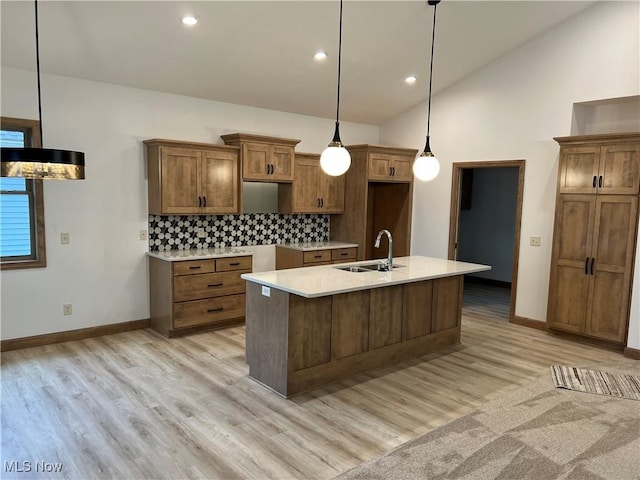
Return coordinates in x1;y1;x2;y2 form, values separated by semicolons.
458;168;519;283
380;1;640;348
0;68;379;340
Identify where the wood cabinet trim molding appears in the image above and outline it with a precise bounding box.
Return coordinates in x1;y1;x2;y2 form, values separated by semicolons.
220;133;301;147
144;138;240;152
554;132;640;145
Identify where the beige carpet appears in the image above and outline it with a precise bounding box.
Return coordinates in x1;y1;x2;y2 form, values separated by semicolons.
336;360;640;480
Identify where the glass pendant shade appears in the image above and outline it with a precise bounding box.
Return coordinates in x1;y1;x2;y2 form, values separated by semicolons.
320;142;351;177
1;148;85;179
0;0;85;180
413;136;439;181
413;151;440;181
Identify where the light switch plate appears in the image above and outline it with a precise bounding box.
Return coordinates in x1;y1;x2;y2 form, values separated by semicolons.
140;230;148;241
262;286;271;297
61;232;70;244
530;236;541;247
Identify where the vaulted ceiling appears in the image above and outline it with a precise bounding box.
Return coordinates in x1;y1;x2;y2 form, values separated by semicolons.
1;1;595;125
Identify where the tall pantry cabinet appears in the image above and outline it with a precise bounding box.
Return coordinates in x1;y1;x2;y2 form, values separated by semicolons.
547;133;640;344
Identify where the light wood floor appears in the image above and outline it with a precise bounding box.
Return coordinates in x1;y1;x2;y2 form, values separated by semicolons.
1;309;626;479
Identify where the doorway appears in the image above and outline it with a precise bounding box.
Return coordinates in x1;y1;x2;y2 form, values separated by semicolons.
448;160;525;323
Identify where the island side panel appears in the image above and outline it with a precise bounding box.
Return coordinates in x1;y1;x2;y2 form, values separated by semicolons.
432;276;463;336
245;282;290;396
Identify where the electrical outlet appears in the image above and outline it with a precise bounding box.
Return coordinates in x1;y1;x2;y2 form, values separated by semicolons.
140;230;148;241
197;227;206;238
60;232;70;245
530;236;541;247
63;304;72;315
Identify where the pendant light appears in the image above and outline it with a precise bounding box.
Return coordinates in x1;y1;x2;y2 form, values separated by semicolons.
413;0;441;182
320;0;351;177
0;0;85;180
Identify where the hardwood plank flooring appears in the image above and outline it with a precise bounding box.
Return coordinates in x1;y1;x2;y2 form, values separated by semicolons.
463;280;511;321
1;310;627;479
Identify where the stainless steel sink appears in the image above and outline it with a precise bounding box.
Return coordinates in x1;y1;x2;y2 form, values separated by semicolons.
335;262;404;273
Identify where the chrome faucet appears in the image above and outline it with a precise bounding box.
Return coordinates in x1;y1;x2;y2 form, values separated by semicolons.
374;229;393;271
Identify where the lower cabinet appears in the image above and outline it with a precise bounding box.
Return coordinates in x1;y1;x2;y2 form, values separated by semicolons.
287;276;462;372
149;255;252;336
275;246;357;269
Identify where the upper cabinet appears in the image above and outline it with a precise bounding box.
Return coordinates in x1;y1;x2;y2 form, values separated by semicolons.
278;153;345;214
555;134;640;195
330;144;418;261
145;139;241;215
357;146;415;183
221;133;301;182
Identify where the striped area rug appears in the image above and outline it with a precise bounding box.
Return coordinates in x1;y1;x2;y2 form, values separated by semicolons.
551;365;640;401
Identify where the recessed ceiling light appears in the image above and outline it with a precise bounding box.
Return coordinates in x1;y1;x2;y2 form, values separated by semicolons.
314;51;328;61
405;75;417;84
182;15;198;26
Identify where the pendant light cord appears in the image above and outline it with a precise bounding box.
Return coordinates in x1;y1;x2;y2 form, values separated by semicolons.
335;0;344;131
34;0;44;145
426;2;437;138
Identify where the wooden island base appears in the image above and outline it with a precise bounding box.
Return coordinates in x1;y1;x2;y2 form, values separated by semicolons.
245;275;463;397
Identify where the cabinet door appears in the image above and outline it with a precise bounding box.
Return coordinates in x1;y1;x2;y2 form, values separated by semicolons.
319;171;345;213
270;145;294;182
586;196;638;342
432;276;462;333
547;195;596;332
242;142;270;180
200;149;239;214
160;147;200;213
558;146;600;194
402;281;434;340
370;285;403;349
390;155;413;182
367;153;393;181
598;143;640;194
292;157;322;212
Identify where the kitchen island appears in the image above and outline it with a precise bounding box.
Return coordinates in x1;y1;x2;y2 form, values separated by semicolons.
241;256;490;397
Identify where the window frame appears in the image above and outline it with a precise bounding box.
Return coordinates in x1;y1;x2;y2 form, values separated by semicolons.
1;116;46;270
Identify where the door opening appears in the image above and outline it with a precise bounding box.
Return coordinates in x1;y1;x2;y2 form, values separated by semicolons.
448;160;525;323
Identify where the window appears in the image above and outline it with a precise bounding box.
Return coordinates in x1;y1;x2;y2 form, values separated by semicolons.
0;117;46;269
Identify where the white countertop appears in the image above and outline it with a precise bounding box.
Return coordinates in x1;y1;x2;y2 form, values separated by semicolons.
276;241;359;251
147;248;252;262
241;256;491;298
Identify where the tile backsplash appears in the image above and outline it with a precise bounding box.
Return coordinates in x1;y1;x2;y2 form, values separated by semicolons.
149;214;329;251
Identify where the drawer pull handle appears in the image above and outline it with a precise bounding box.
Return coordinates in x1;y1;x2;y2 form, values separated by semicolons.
207;307;224;313
189;266;202;270
584;257;589;275
208;283;224;288
598;176;603;188
592;176;597;188
229;262;240;266
341;252;349;256
590;257;595;275
314;255;323;259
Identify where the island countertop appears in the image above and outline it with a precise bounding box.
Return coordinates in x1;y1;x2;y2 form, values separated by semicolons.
241;255;490;298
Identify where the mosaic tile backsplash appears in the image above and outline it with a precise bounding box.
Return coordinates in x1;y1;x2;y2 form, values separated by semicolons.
149;214;329;251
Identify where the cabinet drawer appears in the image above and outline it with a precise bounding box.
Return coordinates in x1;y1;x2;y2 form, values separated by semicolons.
303;250;331;264
216;256;252;272
173;294;246;329
331;248;357;261
173;259;216;276
174;271;246;302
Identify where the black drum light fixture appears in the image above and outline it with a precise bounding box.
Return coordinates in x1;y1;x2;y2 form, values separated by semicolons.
1;0;85;179
413;0;441;182
320;0;351;177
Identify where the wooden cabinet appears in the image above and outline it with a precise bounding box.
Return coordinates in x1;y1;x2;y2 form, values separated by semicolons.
145;139;240;215
220;133;301;182
331;144;418;261
367;152;414;182
278;153;345;214
149;255;252;336
547;133;640;345
275;245;357;270
246;274;463;397
557;139;640;195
